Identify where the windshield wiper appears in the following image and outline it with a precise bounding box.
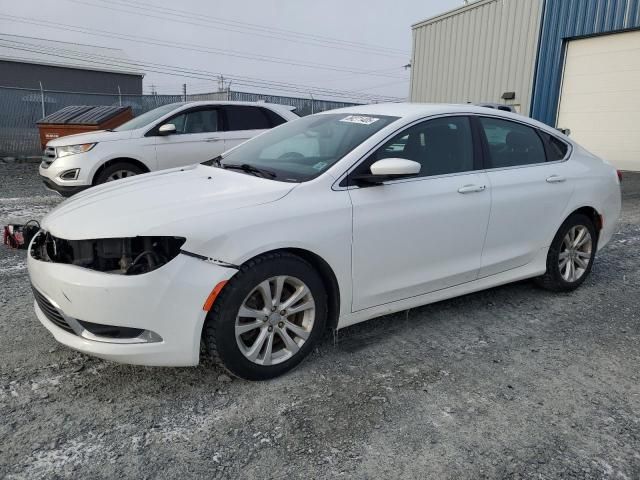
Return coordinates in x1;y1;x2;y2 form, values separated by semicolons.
223;163;277;179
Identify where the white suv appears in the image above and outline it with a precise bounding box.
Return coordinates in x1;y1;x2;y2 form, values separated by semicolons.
39;101;299;196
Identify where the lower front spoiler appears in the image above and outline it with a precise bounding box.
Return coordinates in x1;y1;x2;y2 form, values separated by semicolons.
41;177;90;197
35;302;195;366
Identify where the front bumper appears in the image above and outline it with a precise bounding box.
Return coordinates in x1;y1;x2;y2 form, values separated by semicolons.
39;152;95;196
28;251;235;366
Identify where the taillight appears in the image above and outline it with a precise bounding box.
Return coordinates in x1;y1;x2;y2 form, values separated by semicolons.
617;170;623;183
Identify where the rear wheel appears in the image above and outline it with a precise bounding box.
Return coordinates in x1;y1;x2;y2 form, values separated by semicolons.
204;252;327;380
535;213;597;292
94;162;144;185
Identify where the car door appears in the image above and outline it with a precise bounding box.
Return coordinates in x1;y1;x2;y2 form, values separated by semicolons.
221;105;283;151
153;107;223;169
474;116;575;278
348;115;491;312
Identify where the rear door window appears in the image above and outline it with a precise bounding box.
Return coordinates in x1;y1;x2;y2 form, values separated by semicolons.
478;117;547;168
223;105;272;131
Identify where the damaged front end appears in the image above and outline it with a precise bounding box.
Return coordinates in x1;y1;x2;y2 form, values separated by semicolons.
30;231;186;275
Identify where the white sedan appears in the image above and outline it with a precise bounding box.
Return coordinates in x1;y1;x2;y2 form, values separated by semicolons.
28;104;621;380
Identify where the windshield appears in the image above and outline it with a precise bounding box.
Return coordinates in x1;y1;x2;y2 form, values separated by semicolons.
114;103;185;131
217;113;398;182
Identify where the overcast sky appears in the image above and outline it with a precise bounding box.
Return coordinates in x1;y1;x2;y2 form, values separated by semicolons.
0;0;462;102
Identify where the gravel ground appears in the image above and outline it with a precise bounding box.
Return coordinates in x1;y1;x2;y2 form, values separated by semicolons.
1;163;639;479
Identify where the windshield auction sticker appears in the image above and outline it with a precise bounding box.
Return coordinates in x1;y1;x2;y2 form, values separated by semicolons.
339;115;380;125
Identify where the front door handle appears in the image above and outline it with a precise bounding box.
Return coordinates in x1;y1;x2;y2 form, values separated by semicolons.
546;175;566;183
206;137;222;142
458;184;486;194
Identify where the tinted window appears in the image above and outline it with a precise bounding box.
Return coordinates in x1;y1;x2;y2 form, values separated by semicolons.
538;131;569;161
224;106;271;131
367;116;474;177
479;117;546;168
164;108;218;134
261;108;288;127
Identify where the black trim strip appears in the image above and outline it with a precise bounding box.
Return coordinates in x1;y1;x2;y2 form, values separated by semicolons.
180;250;240;269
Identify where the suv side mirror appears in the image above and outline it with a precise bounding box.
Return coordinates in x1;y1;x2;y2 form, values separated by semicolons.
352;158;421;185
158;123;177;136
556;127;571;136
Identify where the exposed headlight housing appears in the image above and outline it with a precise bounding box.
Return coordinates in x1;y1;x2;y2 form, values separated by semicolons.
56;143;97;158
30;231;186;275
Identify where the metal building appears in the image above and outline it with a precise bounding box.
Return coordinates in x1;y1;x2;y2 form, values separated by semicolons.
410;0;544;116
0;34;143;94
410;0;640;171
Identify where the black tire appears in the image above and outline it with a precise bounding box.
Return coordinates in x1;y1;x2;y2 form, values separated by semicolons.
94;161;144;185
535;213;597;292
204;251;327;380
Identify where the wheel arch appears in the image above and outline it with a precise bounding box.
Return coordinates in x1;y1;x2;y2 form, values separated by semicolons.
92;157;150;185
211;247;341;332
566;206;603;239
282;248;341;331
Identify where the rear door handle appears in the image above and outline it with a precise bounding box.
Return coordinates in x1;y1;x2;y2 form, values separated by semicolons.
546;175;566;183
206;137;222;142
458;184;486;194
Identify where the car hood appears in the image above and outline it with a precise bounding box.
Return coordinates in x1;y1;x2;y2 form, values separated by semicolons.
46;129;135;146
41;164;297;240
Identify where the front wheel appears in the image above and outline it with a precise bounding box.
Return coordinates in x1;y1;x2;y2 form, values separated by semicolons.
94;162;144;185
204;252;327;380
535;213;597;292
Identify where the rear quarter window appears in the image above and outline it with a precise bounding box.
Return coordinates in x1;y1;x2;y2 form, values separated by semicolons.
538;131;569;161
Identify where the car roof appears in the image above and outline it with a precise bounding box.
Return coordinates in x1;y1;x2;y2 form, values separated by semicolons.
321;102;562;138
179;100;295;111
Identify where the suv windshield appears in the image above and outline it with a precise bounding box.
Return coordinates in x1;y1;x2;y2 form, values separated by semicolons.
114;103;185;131
217;113;398;182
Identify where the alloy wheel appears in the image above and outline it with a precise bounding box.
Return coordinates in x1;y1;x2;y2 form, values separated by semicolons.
106;170;137;182
559;225;592;282
235;275;316;366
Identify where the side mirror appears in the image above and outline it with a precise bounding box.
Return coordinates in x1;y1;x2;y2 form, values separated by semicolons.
352;158;421;185
556;127;571;136
158;123;177;136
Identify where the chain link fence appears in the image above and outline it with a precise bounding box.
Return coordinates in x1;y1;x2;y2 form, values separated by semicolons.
0;86;359;157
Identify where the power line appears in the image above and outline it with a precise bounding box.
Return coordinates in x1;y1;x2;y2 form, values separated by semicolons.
0;15;405;80
0;40;403;102
0;38;403;101
0;14;406;81
70;0;409;58
122;0;409;55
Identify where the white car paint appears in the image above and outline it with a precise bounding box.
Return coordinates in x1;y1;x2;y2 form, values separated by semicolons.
28;103;621;367
39;101;298;196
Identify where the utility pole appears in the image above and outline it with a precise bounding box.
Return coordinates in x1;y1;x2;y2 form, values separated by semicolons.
310;92;315;114
182;83;187;101
39;81;46;118
117;85;122;106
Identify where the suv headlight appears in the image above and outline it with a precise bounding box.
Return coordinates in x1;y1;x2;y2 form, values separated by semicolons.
56;143;97;158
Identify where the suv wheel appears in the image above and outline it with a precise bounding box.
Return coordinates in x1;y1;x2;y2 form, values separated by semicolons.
94;162;144;185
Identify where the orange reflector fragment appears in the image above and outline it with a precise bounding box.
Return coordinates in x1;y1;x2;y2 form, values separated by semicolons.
203;281;227;311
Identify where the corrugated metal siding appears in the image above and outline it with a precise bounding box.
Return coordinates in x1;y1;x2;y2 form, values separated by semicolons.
531;0;640;125
410;0;544;115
